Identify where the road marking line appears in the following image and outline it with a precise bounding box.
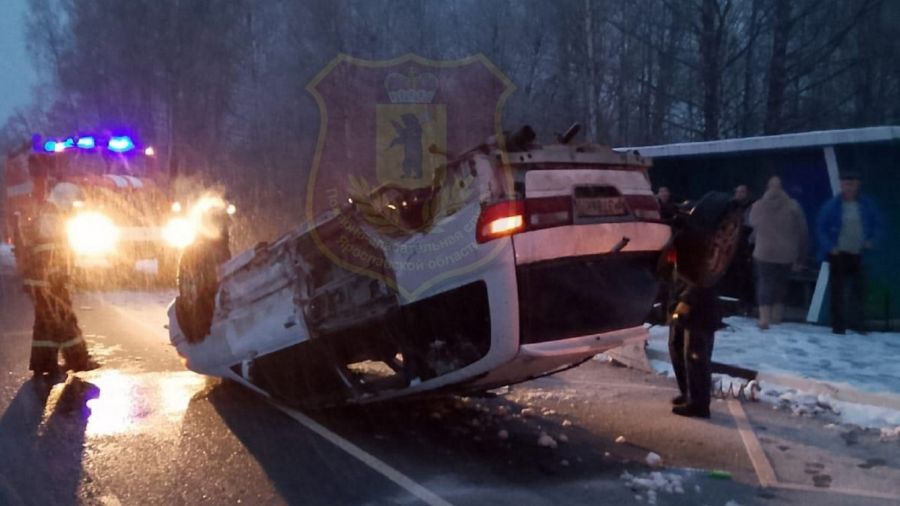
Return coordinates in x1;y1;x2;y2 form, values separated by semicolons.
728;400;900;501
272;402;454;506
727;399;777;487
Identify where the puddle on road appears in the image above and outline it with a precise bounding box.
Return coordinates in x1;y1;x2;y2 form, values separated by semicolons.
41;369;210;437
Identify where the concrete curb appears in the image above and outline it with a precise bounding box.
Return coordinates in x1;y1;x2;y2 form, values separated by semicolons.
643;346;900;411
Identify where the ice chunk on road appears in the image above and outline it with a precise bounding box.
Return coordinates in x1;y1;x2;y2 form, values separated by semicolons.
621;471;685;501
645;452;663;467
880;426;900;440
537;432;558;448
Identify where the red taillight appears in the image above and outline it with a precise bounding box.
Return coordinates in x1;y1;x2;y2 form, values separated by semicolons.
476;200;525;243
525;196;573;229
665;248;677;265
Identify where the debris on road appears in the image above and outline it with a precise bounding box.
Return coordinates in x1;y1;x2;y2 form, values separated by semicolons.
708;469;732;480
615;435;626;443
880;426;900;440
645;451;663;467
537;432;558;448
621;471;686;503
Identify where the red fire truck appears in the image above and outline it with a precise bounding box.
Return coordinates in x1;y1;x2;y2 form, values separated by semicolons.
3;134;191;285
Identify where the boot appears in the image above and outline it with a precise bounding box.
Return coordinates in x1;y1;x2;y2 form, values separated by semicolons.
672;404;711;418
758;306;771;330
671;394;686;405
772;304;784;325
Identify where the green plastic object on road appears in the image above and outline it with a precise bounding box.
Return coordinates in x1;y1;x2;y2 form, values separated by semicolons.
708;470;732;480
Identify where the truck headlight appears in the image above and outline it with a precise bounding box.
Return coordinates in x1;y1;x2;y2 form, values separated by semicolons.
163;217;196;249
67;212;119;255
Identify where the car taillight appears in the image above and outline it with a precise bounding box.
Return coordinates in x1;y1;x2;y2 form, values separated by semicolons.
624;195;661;220
476;200;525;243
665;247;677;265
525;196;573;229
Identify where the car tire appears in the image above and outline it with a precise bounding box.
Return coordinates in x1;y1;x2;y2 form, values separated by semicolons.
175;240;229;343
674;191;743;288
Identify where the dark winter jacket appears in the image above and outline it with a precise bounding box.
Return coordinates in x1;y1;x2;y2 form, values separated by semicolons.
671;282;721;332
815;195;884;261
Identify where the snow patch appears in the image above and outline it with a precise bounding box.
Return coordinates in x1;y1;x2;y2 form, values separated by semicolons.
621;471;685;502
0;243;15;272
645;452;663;467
880;426;900;440
648;320;900;431
537;432;558;448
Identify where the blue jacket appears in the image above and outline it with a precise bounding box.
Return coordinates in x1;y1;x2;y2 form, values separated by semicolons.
815;195;884;261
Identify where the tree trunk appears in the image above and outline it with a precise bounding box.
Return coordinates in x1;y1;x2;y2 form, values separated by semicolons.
764;0;791;134
584;0;599;143
699;0;723;140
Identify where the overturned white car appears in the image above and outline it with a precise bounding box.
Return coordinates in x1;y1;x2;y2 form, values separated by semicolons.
168;126;738;408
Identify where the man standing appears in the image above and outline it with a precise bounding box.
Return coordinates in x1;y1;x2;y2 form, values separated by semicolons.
668;280;719;418
657;186;678;221
732;184;755;315
815;173;884;334
20;182;98;378
749;177;808;329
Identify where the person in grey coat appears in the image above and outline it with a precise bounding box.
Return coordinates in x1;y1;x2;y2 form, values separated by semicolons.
748;176;809;329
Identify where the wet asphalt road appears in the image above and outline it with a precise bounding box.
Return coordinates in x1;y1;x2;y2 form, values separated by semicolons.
1;273;899;505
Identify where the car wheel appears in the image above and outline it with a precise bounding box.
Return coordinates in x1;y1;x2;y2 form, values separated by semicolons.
175;241;226;343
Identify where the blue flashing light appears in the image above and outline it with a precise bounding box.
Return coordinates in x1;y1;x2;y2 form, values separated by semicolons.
63;137;75;148
107;135;135;153
76;136;96;149
43;140;57;152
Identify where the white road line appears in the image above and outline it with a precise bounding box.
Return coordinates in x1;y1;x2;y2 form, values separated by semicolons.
727;399;777;488
272;402;454;506
728;400;900;501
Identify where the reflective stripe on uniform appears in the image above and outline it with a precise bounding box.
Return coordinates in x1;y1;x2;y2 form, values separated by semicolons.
23;279;51;288
31;335;85;350
32;340;61;348
59;336;86;349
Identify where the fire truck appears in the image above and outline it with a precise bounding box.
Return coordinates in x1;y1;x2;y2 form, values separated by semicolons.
3;133;196;285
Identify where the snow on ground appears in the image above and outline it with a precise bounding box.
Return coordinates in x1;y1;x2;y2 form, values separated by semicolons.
649;316;900;395
646;316;900;431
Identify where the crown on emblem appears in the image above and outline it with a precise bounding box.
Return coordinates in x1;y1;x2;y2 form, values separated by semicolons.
385;68;439;103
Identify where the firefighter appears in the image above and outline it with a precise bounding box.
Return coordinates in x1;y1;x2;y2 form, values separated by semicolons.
21;182;98;377
668;280;718;418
